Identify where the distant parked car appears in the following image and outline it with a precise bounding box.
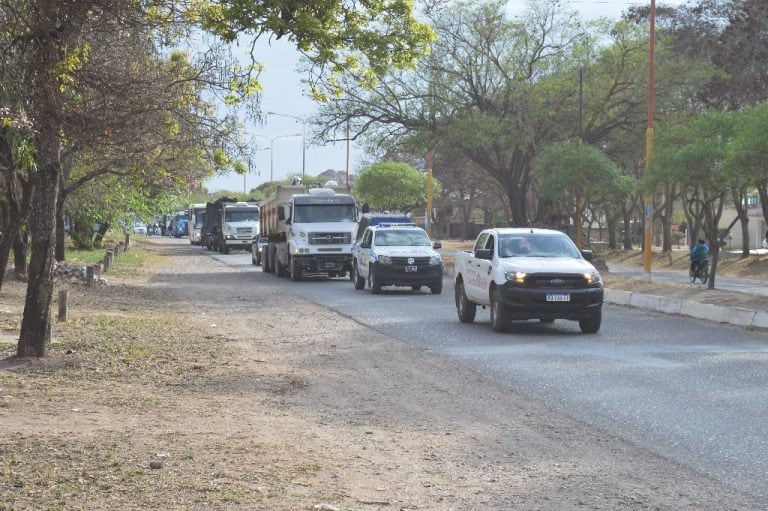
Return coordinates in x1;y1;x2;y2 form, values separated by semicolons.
133;222;147;235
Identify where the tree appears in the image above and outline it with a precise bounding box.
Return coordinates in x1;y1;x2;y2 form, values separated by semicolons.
354;161;436;213
647;110;737;289
725;101;768;252
2;0;434;357
534;141;631;244
193;0;435;101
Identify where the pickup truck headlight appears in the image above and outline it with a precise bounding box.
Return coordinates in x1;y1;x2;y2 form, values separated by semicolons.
505;271;527;284
429;255;441;266
584;272;602;286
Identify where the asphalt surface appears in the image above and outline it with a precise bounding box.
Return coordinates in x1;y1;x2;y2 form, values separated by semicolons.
205;246;768;502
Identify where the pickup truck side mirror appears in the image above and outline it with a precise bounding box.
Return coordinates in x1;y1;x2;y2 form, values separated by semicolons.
580;249;593;261
475;248;492;260
433;241;442;249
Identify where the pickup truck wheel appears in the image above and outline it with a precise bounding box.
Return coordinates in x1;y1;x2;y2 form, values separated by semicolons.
579;312;601;334
290;259;302;281
222;244;230;255
352;263;365;290
368;266;381;294
490;287;510;333
430;281;442;295
455;281;476;323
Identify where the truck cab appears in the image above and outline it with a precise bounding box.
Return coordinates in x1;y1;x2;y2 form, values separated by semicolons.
262;186;357;280
218;202;259;254
351;223;443;294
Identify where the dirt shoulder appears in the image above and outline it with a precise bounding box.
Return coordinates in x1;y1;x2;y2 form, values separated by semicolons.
0;239;765;510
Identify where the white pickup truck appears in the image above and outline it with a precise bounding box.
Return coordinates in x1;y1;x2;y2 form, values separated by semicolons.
453;228;604;333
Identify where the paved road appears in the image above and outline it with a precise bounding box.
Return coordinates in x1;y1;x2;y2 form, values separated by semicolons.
205;246;768;502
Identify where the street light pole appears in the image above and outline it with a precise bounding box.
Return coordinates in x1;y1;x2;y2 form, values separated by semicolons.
252;133;301;183
266;112;306;177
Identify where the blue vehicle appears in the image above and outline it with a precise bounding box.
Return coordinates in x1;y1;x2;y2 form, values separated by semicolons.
175;217;188;238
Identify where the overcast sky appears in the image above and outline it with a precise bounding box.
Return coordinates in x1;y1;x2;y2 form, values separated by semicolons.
206;0;688;193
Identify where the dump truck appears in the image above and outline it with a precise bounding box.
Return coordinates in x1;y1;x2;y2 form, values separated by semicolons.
260;184;357;281
203;197;259;254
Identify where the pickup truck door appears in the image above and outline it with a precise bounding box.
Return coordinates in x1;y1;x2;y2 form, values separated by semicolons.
473;233;495;304
357;229;373;278
464;232;492;302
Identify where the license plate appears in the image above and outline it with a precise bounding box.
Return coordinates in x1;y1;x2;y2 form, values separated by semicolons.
546;294;570;302
323;262;336;269
405;265;418;272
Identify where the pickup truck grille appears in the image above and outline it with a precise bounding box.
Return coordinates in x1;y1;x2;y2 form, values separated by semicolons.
309;232;351;245
390;257;431;265
527;273;587;289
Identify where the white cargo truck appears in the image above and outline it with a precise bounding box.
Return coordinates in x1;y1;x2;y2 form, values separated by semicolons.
187;203;206;245
260;185;357;281
214;201;260;254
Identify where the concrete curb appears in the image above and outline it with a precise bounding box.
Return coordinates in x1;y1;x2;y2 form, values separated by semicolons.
604;288;766;331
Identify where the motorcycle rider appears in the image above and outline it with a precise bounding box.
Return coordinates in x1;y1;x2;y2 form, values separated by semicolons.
690;238;709;274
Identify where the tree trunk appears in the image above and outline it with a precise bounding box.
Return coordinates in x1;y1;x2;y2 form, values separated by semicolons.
607;213;618;250
19;158;59;357
732;195;750;257
55;191;66;261
506;184;528;226
13;229;28;277
621;204;633;250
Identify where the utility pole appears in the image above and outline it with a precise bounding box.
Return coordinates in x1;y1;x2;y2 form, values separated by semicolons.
642;0;656;281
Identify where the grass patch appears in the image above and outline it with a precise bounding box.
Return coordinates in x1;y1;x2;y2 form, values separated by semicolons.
11;314;223;384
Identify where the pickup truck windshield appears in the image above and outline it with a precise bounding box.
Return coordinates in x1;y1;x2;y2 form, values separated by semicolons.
375;230;431;247
225;210;259;222
497;234;580;258
294;204;356;223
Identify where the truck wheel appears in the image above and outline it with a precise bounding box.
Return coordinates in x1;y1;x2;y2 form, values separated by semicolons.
455;280;476;323
223;244;230;255
290;258;302;281
579;312;602;334
262;247;271;273
352;263;365;290
490;287;510;333
368;266;381;294
430;281;442;295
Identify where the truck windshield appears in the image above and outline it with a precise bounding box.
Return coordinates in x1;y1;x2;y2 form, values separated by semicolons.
293;204;356;223
194;212;205;228
225;209;259;222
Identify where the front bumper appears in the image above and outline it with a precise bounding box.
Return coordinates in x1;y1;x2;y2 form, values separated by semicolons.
372;262;443;287
498;283;603;320
293;254;352;273
225;237;255;246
